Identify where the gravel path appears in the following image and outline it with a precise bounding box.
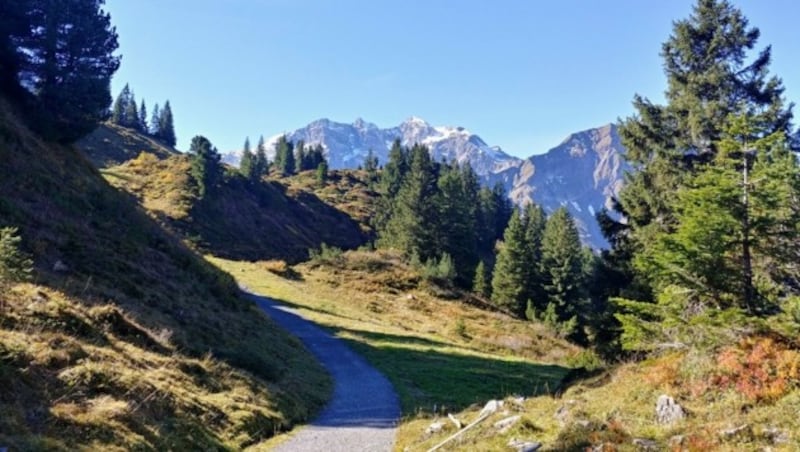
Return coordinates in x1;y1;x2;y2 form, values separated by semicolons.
247;293;400;451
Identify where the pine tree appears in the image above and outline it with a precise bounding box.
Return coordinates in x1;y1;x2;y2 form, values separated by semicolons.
188;135;222;198
522;204;547;310
316;160;329;184
111;84;129;125
123;89;139;130
239;137;256;180
491;208;529;315
149;103;160;136
274;135;295;176
609;0;794;304
138;99;148;132
380;144;440;260
254;135;269;178
540;207;585;329
436;163;479;285
473;260;491;298
364;148;379;182
295;140;306;172
158;100;176;147
374;140;410;232
14;0;120;142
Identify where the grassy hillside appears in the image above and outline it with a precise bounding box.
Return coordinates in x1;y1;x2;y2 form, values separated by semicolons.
0;98;331;450
209;251;586;446
100;152;369;262
77;123;178;168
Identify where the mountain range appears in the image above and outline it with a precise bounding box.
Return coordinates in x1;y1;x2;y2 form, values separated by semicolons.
223;117;629;248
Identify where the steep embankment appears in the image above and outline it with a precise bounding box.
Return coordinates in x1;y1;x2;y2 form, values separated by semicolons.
77;122;178;168
100;152;369;262
0;99;331;450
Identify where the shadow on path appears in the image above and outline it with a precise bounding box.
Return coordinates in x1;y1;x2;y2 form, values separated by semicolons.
245;292;400;451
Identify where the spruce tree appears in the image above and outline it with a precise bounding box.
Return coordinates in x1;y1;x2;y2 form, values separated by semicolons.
522;204;547;310
158;100;176;147
239;137;256;180
274;135;295;176
316;160;329;184
149;103;160;136
380;144;440;260
364;148;379;181
609;0;794;303
374;140;410;232
254;135;269;177
295;140;306;172
123;89;139;130
188;135;222;199
14;0;120;142
436;163;479;286
138;99;148;132
540;207;586;333
473;260;491;298
491;208;529;315
111;84;129;125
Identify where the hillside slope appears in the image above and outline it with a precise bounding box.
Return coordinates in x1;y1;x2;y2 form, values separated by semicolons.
0;99;330;450
77;122;179;168
101;152;369;262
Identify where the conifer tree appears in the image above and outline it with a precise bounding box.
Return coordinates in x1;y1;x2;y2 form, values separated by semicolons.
138;99;148;133
540;207;586;333
274;135;295;176
491;208;529;315
123;90;139;130
522;204;547;310
111;84;129;125
473;260;491;298
364;148;379;181
436;163;479;285
14;0;120;142
374;140;409;232
149;103;160;136
239;137;256;180
316;160;329;184
188;135;222;199
295;140;306;172
158;101;176;147
254;135;269;177
380;144;439;260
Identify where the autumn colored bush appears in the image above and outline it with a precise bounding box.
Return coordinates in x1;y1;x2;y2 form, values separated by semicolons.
711;337;800;402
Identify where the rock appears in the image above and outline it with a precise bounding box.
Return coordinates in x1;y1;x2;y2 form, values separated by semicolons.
53;260;69;273
447;412;462;429
426;421;445;435
494;414;521;433
554;405;570;425
575;419;592;429
480;399;504;417
508;438;542;452
510;396;526;407
632;438;659;450
655;395;685;424
406;294;416;301
762;427;789;444
668;435;685;448
719;424;753;442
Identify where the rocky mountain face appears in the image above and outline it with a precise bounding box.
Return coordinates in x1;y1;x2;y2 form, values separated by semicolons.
226;118;628;248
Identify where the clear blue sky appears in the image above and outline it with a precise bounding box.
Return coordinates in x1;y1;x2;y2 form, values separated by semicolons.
105;0;800;156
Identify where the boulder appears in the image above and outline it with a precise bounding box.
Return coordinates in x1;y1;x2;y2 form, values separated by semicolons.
479;399;504;417
655;395;684;424
719;424;753;442
632;438;659;451
425;420;445;435
762;426;789;444
494;414;521;433
508;438;542;452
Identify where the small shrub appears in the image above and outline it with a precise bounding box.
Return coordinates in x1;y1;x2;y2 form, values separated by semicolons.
453;317;468;339
308;243;344;267
565;349;604;371
710;336;800;402
421;253;456;285
0;226;33;283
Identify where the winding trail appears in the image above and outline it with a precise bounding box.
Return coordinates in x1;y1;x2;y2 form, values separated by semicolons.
247;293;400;451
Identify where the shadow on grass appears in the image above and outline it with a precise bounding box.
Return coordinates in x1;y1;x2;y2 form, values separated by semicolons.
331;325;454;349
336;331;571;415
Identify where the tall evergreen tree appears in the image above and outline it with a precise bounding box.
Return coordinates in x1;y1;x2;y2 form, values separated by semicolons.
138;98;148;132
111;84;130;125
491;208;529;316
123;89;139;130
540;207;586;336
158;100;176;146
239;137;256;180
149;103;160;136
254;135;269;177
274;135;295;176
188;135;222;199
436;163;478;285
605;0;794;304
380;144;440;260
522;204;547;310
364;148;379;181
295;140;306;172
14;0;120;142
473;260;491;298
374;140;410;232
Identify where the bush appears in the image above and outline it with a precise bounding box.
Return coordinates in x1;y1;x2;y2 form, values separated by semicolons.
308;243;344;267
421;253;456;284
711;337;800;402
0;227;33;283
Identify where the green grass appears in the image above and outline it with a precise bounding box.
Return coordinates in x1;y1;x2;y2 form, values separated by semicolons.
209;253;577;417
